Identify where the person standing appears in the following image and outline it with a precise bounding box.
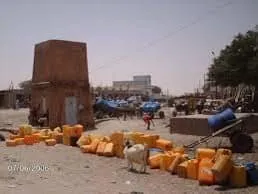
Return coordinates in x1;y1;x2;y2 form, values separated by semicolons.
170;104;177;117
15;99;19;110
143;112;155;130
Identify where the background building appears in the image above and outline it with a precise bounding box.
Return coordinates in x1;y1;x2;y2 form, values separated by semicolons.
113;75;152;96
0;89;27;108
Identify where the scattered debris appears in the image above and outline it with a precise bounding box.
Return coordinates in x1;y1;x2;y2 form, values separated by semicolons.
125;180;131;185
7;184;16;188
237;156;244;160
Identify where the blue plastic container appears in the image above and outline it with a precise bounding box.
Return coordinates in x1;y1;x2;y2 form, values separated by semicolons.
245;162;258;185
208;108;236;130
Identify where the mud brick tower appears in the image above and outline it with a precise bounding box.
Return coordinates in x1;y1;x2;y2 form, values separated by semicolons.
31;40;94;129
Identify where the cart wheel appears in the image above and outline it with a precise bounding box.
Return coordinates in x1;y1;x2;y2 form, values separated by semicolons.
231;133;254;153
159;111;165;119
229;131;241;145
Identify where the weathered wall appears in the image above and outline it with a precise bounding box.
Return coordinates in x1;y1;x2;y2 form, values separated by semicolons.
0;90;24;108
47;85;93;129
170;116;212;136
32;40;89;83
170;114;258;136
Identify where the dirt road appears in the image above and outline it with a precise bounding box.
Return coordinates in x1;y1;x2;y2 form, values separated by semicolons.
1;109;258;194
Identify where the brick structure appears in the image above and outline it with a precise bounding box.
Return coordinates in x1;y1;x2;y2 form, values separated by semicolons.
31;40;94;129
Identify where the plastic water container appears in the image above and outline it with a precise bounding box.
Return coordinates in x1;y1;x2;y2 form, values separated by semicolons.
245;162;258;185
148;148;164;157
187;159;199;180
208;108;236;130
211;155;233;183
198;159;215;185
230;165;247;188
196;148;216;160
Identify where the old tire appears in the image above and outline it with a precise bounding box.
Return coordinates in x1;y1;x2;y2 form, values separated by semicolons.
231;133;254;153
229;131;241;145
0;134;5;141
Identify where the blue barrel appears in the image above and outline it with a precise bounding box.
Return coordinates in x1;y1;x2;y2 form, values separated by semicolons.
208;108;236;130
245;162;258;185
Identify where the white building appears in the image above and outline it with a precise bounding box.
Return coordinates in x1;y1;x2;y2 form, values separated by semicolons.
113;75;152;95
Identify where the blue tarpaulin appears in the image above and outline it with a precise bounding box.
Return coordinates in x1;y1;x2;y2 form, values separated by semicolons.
95;99;118;111
141;101;161;112
95;99;160;113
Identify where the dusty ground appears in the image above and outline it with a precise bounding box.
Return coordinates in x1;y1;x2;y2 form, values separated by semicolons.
1;108;258;194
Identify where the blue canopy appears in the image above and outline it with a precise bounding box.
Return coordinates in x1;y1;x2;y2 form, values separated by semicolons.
141;101;161;112
117;100;129;107
95;99;119;111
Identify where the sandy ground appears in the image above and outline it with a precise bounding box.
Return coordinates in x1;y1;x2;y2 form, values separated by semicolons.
1;108;258;194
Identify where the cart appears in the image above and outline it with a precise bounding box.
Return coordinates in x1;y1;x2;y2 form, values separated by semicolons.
93;99;137;119
184;114;254;153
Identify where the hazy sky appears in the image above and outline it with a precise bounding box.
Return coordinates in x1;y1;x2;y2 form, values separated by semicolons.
0;0;257;95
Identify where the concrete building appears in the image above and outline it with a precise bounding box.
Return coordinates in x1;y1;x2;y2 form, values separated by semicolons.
133;75;151;86
0;89;26;108
113;75;152;95
31;40;94;129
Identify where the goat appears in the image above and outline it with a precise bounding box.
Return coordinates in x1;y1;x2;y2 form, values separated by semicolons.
123;139;148;173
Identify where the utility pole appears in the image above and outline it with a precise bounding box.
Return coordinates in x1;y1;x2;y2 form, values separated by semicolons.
211;51;218;99
199;79;201;95
203;73;206;92
9;81;14;109
204;73;206;85
127;83;130;98
167;88;169;106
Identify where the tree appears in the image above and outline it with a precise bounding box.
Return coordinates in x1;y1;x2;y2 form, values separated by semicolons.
103;86;109;92
95;86;102;94
168;97;175;107
208;26;258;110
208;26;258;87
19;79;32;96
152;86;162;94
